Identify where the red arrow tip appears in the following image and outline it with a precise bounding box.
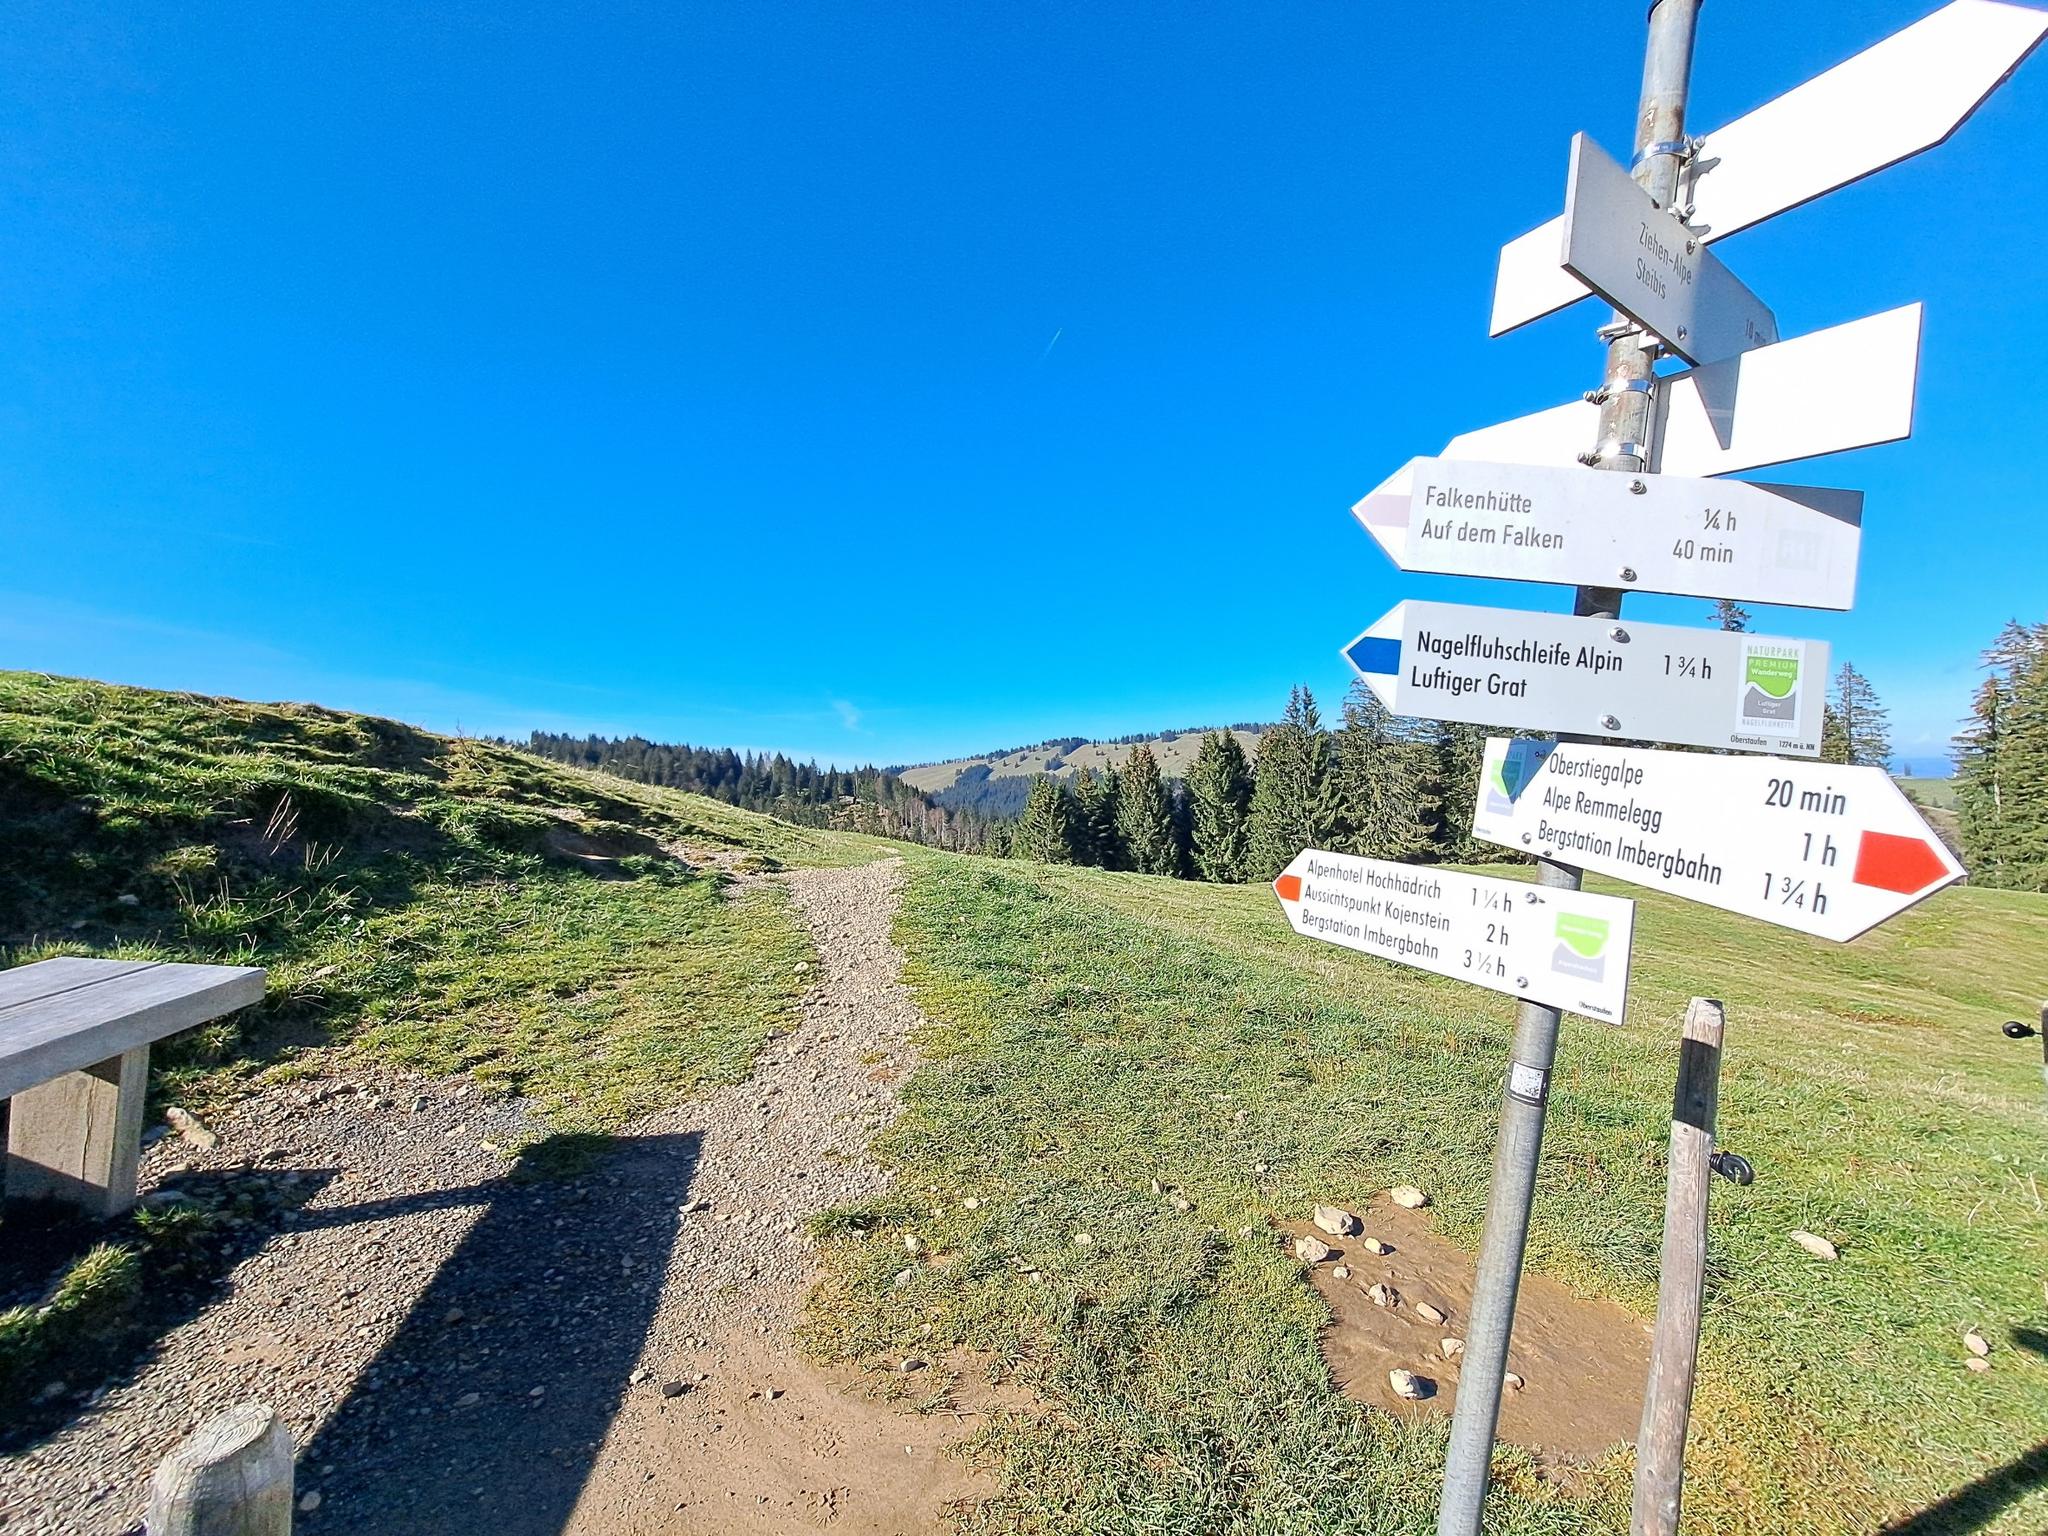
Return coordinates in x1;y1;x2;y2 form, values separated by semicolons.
1274;873;1303;903
1852;831;1949;895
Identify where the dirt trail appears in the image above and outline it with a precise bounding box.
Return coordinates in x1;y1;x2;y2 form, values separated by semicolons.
2;858;985;1536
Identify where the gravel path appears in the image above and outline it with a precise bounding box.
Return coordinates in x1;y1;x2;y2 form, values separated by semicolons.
1;858;937;1536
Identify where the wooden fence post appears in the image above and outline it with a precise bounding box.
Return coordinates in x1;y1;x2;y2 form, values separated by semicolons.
145;1402;293;1536
1631;997;1726;1536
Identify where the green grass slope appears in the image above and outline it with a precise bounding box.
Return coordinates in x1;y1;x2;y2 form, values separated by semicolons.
809;857;2048;1535
0;671;880;1123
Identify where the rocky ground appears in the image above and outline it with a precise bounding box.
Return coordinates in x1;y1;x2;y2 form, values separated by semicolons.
2;858;987;1535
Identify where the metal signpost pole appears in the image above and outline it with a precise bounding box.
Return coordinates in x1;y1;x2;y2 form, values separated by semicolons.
1435;3;1702;1530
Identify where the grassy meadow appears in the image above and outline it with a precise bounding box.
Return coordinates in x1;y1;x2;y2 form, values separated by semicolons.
806;856;2048;1535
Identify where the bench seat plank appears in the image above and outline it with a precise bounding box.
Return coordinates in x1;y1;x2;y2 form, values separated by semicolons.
0;961;267;1101
0;957;160;1012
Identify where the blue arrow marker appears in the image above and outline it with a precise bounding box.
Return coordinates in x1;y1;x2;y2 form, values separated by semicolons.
1345;636;1401;676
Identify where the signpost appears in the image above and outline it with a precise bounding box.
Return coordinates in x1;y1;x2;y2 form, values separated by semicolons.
1560;133;1777;366
1271;851;1636;1023
1279;3;2044;1530
1354;457;1862;608
1490;0;2048;335
1342;600;1829;756
1438;304;1924;477
1468;738;1965;943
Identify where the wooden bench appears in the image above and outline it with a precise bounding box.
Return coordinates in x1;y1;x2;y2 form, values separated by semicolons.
1;957;267;1218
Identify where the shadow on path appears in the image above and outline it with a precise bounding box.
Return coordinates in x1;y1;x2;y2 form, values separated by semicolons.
299;1131;698;1536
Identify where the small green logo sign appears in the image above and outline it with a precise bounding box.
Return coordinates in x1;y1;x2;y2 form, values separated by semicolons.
1554;913;1610;958
1744;652;1800;700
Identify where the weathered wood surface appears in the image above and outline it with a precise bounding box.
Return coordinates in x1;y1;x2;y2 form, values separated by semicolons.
144;1402;294;1536
1631;997;1727;1536
6;1045;150;1217
0;959;265;1100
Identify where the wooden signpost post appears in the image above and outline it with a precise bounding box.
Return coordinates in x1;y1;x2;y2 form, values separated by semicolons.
1267;3;2046;1532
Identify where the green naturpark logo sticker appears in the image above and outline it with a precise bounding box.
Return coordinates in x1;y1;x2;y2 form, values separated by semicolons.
1739;642;1803;733
1744;652;1800;698
1551;912;1610;981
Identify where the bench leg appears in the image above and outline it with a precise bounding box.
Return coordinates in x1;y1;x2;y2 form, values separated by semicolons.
5;1045;150;1219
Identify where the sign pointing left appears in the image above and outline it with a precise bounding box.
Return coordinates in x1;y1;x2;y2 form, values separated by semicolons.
1343;599;1829;756
1354;457;1863;608
1272;849;1636;1023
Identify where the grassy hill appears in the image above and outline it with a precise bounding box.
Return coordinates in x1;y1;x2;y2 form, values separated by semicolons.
0;671;883;1123
897;726;1268;797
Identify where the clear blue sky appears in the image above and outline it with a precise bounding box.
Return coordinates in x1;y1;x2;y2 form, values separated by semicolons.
4;2;2043;773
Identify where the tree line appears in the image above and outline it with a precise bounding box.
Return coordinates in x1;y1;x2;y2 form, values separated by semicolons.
990;681;1500;882
522;733;996;851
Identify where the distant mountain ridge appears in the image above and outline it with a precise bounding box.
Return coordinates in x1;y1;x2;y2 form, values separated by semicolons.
895;724;1272;818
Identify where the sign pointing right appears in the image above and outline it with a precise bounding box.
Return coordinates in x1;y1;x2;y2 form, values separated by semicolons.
1468;737;1965;942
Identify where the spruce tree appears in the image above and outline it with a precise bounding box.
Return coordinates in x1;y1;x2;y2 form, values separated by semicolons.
1325;680;1437;861
1822;663;1893;768
1712;598;1751;632
1069;767;1125;870
1117;744;1178;876
1246;686;1330;880
1956;619;2048;889
1012;775;1076;864
1187;731;1253;882
1428;722;1494;863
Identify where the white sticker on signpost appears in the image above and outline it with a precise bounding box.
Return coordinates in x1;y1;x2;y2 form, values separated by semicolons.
1353;456;1862;608
1272;849;1636;1023
1468;738;1966;942
1342;600;1829;756
1490;0;2048;335
1560;133;1777;366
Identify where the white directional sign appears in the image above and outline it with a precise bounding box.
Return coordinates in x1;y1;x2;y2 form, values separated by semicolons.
1440;304;1922;478
1273;849;1636;1023
1491;0;2048;334
1354;457;1863;608
1560;133;1777;366
1342;600;1828;756
1469;738;1966;942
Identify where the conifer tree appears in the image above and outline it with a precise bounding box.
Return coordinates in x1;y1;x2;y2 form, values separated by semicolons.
1117;744;1178;876
1246;686;1330;880
1821;663;1893;767
1712;598;1751;632
1187;731;1254;882
1325;680;1437;861
1427;722;1493;863
1955;619;2048;889
1070;767;1124;870
1012;775;1076;864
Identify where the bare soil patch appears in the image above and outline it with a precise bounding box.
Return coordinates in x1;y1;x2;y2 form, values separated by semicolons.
1292;1200;1650;1462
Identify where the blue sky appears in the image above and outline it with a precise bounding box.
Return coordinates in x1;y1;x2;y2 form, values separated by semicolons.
4;2;2043;774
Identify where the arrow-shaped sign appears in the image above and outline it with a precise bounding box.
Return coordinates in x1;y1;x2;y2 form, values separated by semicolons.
1491;0;2048;335
1343;600;1828;756
1354;457;1863;609
1440;304;1922;477
1469;738;1965;942
1560;133;1778;366
1273;848;1636;1023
